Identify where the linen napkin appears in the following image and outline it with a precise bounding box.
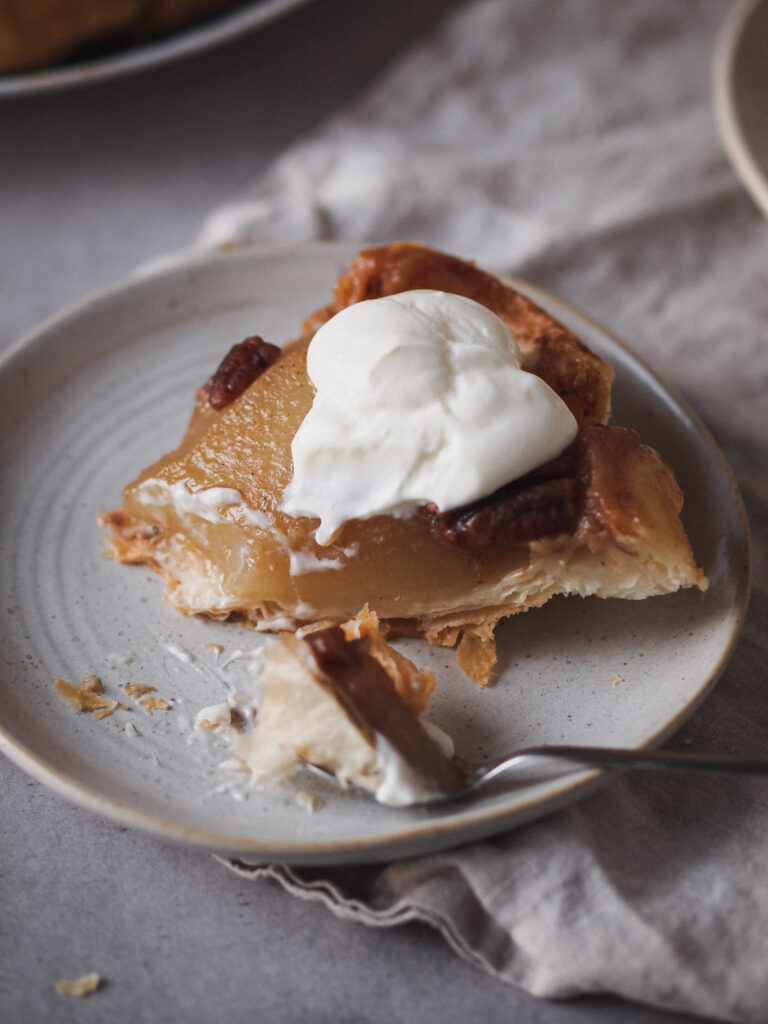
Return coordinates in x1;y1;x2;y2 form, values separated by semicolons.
180;1;768;1019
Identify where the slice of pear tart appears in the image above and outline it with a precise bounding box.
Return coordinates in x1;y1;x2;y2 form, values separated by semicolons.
100;243;706;683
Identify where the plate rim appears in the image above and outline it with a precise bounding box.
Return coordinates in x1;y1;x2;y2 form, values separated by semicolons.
712;0;768;218
0;0;314;99
0;242;752;863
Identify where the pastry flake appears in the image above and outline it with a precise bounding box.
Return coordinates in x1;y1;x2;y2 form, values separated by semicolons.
54;678;118;719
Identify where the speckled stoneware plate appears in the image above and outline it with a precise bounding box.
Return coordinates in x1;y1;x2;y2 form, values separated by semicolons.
0;0;313;98
713;0;768;217
0;243;750;865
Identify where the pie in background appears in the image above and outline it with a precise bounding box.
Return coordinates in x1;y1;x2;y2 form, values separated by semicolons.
0;0;238;75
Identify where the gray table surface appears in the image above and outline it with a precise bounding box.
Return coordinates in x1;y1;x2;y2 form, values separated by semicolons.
0;2;714;1021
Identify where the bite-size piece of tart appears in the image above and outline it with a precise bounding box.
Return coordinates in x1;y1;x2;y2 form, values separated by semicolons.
235;606;463;806
100;243;707;684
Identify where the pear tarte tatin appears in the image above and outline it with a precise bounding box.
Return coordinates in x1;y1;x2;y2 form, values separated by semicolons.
100;243;707;683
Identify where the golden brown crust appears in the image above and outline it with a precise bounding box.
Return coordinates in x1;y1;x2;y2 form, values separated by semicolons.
307;242;613;427
456;624;497;686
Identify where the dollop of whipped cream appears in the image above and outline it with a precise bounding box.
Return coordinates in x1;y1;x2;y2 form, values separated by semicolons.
282;289;578;544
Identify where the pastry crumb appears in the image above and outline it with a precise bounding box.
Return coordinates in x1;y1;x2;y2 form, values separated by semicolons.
456;626;497;686
203;643;224;655
54;678;118;719
106;651;135;665
164;643;195;664
122;683;156;698
139;696;170;715
194;703;232;730
610;674;624;686
295;791;324;813
55;972;101;997
80;674;103;693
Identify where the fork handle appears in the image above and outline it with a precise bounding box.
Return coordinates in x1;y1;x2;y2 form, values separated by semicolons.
488;745;768;780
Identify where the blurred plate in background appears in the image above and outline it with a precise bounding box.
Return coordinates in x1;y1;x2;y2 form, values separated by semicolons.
714;0;768;217
0;0;313;98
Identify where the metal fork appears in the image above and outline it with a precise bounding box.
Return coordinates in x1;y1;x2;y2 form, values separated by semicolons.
306;745;768;806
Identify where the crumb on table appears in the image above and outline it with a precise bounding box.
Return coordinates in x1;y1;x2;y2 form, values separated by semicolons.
54;972;101;997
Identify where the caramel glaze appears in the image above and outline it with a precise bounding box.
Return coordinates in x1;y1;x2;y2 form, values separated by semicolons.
305;626;466;798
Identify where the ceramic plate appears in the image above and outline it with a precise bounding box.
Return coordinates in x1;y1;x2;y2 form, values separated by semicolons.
0;0;313;98
713;0;768;217
0;244;750;864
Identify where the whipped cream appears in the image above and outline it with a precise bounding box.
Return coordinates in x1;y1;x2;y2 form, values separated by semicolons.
373;722;456;807
282;290;578;544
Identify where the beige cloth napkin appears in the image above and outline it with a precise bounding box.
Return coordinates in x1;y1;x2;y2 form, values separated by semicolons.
183;1;767;1019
